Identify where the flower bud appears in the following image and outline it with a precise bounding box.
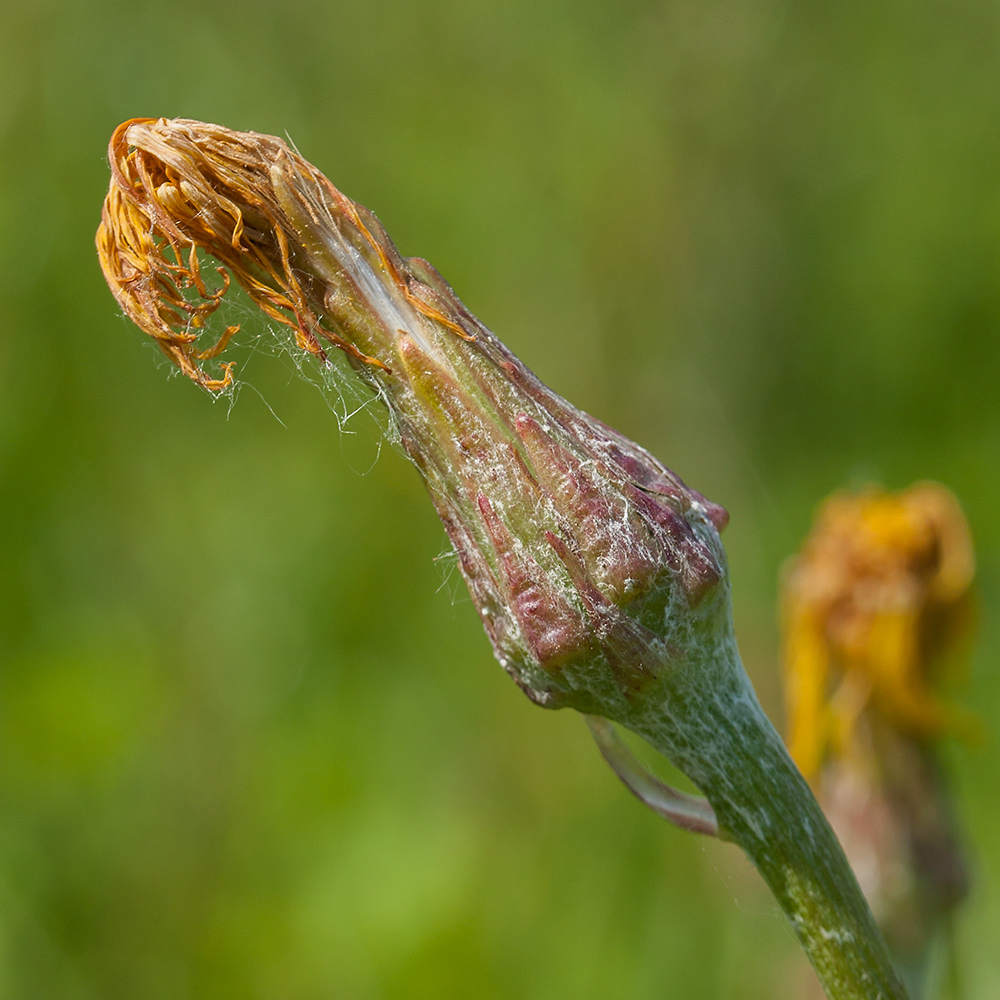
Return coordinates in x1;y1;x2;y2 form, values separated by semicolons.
97;117;730;716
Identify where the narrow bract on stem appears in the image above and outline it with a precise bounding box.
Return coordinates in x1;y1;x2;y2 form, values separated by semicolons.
97;118;910;1000
585;715;719;836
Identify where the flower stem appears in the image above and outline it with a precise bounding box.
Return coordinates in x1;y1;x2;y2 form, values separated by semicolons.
619;639;909;1000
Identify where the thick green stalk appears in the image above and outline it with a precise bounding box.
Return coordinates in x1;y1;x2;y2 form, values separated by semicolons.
617;634;909;1000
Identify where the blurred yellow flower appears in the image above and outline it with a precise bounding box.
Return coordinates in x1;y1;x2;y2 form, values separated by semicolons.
782;483;976;989
783;483;975;781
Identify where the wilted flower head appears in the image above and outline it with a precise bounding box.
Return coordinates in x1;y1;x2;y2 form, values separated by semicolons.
97;117;730;718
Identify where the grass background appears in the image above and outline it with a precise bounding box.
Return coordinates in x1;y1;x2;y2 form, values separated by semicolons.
1;0;999;996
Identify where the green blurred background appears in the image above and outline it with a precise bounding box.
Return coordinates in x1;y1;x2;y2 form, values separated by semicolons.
1;0;999;996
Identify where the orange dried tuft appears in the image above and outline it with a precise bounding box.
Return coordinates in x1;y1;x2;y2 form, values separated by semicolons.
96;118;477;390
